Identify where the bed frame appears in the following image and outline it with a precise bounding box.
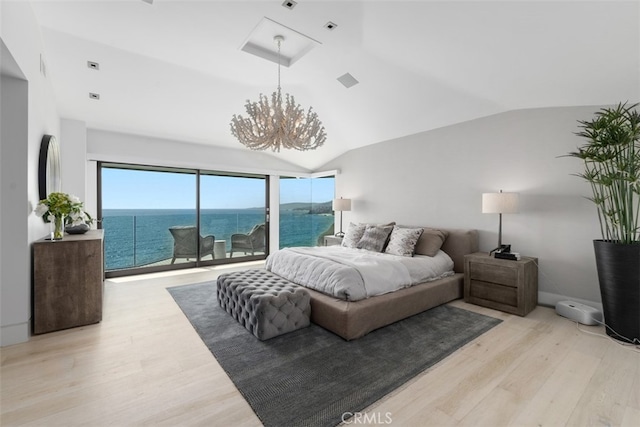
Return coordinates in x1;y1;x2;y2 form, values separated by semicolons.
306;228;479;340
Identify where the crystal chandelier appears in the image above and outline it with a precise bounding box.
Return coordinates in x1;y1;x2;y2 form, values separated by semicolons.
230;35;326;152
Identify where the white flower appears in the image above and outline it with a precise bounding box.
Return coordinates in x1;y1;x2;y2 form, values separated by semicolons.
69;211;85;226
36;192;93;226
34;203;49;217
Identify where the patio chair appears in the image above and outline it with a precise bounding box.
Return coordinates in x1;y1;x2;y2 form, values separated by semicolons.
168;226;215;264
230;223;266;258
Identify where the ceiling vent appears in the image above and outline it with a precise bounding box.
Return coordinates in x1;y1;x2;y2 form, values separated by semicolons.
87;61;99;70
324;22;338;31
282;0;297;10
89;93;100;100
240;17;321;67
337;73;359;88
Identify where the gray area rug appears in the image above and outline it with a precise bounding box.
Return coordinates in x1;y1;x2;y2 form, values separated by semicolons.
168;281;502;427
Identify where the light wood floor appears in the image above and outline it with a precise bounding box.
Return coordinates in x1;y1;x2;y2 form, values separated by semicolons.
1;263;638;427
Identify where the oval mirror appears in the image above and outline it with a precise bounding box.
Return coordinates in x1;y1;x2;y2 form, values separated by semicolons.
38;134;61;200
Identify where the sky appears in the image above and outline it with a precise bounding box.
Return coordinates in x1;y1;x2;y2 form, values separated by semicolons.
101;168;335;209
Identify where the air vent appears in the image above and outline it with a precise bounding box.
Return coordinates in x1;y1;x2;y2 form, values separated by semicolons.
240;17;321;67
282;0;297;10
89;93;100;100
337;73;359;88
87;61;99;70
324;21;338;31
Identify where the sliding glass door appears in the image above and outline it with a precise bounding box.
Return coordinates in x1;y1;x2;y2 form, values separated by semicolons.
99;163;268;276
101;166;197;272
199;173;267;261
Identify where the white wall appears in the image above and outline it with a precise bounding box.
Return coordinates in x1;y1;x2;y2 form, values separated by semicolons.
86;129;311;178
321;106;605;308
60;119;88;201
0;72;29;346
1;1;61;346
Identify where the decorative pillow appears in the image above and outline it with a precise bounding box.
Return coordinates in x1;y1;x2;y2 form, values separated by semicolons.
413;228;449;257
384;226;424;257
356;224;394;252
341;222;367;248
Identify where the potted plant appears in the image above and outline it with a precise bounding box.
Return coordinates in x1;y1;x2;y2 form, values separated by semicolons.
35;192;93;239
568;102;639;343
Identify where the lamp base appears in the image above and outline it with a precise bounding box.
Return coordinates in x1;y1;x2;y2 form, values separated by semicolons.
489;244;511;255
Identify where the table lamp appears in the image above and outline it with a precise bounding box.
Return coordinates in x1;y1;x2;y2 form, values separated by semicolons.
482;190;519;254
332;197;351;237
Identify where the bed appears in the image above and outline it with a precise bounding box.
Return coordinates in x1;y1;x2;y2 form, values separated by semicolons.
266;226;479;340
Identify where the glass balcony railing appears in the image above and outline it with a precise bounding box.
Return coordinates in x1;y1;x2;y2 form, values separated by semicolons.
103;210;266;271
102;208;335;272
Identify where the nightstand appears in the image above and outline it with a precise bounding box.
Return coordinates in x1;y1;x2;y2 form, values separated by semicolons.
464;252;538;316
323;235;343;246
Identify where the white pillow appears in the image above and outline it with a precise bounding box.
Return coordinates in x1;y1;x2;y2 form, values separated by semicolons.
341;222;366;248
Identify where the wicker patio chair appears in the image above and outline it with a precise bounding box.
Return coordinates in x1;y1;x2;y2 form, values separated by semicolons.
168;226;215;264
230;223;266;258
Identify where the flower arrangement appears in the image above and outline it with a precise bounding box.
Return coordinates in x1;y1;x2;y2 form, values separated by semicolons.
35;192;93;239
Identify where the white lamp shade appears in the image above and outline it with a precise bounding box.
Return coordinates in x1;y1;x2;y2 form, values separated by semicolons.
332;198;351;212
482;192;519;214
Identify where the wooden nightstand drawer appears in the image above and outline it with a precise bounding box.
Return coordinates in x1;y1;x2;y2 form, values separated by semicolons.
464;252;538;317
469;262;517;287
469;280;517;307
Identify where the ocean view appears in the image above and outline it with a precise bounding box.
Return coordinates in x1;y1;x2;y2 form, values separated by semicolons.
103;208;334;270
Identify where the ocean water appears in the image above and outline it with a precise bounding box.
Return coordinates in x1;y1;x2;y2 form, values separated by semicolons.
103;208;333;271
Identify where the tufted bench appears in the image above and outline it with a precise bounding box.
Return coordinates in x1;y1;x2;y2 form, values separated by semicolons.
216;269;311;340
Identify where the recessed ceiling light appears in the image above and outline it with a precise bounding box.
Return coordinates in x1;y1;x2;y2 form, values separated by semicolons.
89;93;100;100
87;61;99;70
282;0;297;10
324;21;338;31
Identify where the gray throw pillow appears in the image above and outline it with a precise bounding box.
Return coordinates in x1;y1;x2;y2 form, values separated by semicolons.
384;226;424;257
356;224;394;252
413;228;449;257
341;222;366;248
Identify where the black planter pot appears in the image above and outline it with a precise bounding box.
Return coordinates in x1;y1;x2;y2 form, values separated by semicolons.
593;240;640;343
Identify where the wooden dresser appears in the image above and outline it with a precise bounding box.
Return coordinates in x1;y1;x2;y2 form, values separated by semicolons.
464;251;538;317
33;229;104;334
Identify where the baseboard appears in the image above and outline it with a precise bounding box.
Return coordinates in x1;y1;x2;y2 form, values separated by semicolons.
538;291;603;312
1;322;30;347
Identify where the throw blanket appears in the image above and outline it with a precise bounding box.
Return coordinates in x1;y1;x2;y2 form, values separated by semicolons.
265;246;454;301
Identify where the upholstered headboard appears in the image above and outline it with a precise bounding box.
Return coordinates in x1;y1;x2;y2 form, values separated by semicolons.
398;226;478;273
439;228;479;273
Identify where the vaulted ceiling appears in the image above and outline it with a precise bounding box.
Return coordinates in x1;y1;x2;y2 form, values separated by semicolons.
29;0;639;170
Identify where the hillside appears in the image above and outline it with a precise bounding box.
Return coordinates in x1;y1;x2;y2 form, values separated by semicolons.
280;201;332;214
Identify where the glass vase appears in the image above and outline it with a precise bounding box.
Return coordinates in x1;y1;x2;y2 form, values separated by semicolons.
51;215;65;240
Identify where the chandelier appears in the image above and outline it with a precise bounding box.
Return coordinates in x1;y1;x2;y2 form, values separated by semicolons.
230;35;326;152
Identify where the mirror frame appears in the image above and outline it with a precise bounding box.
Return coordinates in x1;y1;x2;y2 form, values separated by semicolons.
38;134;61;200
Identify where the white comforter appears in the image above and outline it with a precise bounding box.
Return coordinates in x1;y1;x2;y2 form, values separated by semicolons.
265;246;454;301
